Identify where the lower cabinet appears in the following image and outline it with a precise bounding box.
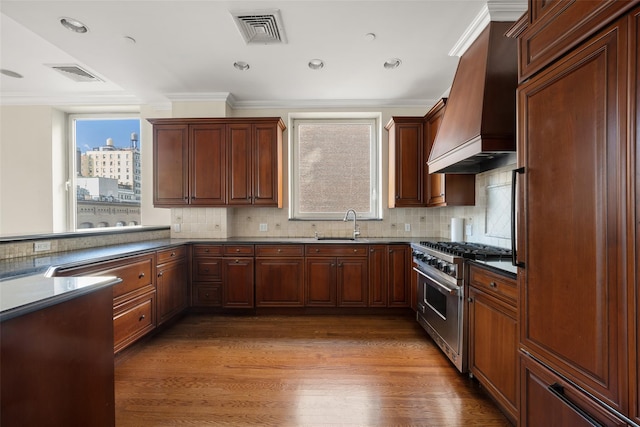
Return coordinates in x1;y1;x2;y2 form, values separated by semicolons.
520;355;627;427
156;246;188;325
255;245;305;307
368;244;411;308
467;263;518;424
305;244;368;307
54;253;156;354
222;245;255;308
191;244;223;307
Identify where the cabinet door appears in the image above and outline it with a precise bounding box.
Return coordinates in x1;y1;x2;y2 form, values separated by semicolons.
157;259;188;325
425;100;446;206
517;21;627;410
368;245;388;307
305;257;336;307
388;245;410;307
468;287;518;424
632;7;640;425
222;257;254;308
255;258;304;307
395;121;424;207
227;123;253;205
253;122;281;206
153;124;188;206
190;123;226;205
520;355;627;427
337;257;368;307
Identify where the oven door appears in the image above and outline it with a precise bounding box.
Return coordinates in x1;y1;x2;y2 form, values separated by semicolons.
414;267;462;355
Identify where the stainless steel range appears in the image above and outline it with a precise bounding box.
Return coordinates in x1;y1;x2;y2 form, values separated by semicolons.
411;241;512;373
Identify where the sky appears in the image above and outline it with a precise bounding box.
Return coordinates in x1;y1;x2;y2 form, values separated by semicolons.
75;118;141;153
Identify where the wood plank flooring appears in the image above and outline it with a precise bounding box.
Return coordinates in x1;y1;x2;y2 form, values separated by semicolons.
115;314;511;426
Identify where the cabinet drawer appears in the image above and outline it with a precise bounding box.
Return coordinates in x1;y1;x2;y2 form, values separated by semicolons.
113;290;155;353
193;244;223;256
255;244;304;257
192;284;222;306
305;244;368;257
223;244;254;256
157;246;186;264
110;258;154;300
468;264;517;305
193;258;222;281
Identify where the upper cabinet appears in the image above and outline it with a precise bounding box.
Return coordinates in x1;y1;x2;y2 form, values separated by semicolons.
424;99;475;208
149;118;285;208
386;102;475;208
517;0;637;82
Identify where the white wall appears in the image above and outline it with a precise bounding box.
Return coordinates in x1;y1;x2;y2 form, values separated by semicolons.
1;106;57;235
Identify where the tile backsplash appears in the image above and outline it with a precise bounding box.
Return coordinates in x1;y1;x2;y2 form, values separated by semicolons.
171;163;517;248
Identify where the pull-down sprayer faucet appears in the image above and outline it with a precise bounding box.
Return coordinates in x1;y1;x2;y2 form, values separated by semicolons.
343;209;360;240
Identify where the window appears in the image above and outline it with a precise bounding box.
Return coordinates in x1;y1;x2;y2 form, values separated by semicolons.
290;114;381;220
70;116;141;230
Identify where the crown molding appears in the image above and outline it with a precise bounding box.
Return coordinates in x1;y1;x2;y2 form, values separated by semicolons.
448;0;527;57
228;97;434;110
0;92;141;107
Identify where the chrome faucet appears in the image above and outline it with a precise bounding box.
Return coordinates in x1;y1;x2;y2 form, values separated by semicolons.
343;209;360;239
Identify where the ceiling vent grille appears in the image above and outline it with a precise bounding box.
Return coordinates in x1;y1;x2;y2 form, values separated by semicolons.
47;64;103;82
231;9;287;44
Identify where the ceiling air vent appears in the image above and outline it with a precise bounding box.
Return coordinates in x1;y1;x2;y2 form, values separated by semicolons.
230;9;287;45
47;64;103;82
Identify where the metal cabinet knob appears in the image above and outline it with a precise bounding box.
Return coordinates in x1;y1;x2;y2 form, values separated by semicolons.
138;273;145;279
489;282;497;288
139;314;146;321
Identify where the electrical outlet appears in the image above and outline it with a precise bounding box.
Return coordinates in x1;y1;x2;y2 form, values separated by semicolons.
259;223;268;232
34;241;51;252
466;224;473;236
404;223;411;232
173;223;181;233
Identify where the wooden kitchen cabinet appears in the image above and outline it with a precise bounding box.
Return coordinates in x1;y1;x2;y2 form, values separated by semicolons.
467;264;518;424
631;6;640;425
222;245;255;308
517;0;637;82
368;245;388;307
386;117;425;207
1;286;115;426
255;244;305;307
156;246;188;325
149;117;284;208
227;120;284;207
54;253;157;354
387;244;411;307
305;244;368;307
191;244;223;307
520;355;627;427
151;122;226;206
424;99;475;208
517;9;634;421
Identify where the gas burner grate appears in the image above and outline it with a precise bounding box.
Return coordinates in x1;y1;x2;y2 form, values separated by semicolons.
418;241;512;261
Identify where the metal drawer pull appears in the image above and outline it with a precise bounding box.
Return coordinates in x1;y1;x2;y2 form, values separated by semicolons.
489;282;497;288
138;273;145;279
547;383;602;427
139;314;146;321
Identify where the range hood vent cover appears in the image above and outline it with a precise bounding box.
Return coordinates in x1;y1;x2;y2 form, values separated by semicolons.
428;21;517;174
47;64;103;82
231;9;287;45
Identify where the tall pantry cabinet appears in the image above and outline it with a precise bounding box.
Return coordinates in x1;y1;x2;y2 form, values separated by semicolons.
514;2;639;425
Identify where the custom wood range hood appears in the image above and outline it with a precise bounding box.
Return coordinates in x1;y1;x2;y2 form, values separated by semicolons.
428;21;518;174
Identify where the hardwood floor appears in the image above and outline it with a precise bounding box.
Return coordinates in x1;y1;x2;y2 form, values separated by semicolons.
115;314;511;426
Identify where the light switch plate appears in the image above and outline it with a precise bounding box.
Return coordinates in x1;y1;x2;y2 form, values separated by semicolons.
34;241;51;252
259;223;268;232
404;223;411;232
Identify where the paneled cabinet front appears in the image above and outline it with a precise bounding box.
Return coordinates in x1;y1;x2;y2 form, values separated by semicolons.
222;245;255;308
156;246;188;325
305;245;368;307
150;118;284;208
191;244;223;307
255;245;305;307
53;253;156;354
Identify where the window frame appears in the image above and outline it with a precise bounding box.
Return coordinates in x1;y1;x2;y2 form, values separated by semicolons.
68;113;141;231
288;112;382;221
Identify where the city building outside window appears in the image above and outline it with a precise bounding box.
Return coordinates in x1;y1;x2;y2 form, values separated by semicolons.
71;116;141;230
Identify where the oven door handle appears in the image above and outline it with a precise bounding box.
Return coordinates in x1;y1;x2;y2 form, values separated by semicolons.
413;267;458;296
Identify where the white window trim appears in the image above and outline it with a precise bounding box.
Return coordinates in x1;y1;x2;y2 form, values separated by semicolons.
68;113;141;231
288;112;382;220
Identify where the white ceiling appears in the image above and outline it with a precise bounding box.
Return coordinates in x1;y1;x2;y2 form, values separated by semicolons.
0;0;526;110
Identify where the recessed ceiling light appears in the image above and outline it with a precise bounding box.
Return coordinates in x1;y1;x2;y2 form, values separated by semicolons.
0;69;24;78
383;58;402;69
308;59;324;70
60;17;88;33
364;33;376;42
233;61;250;71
